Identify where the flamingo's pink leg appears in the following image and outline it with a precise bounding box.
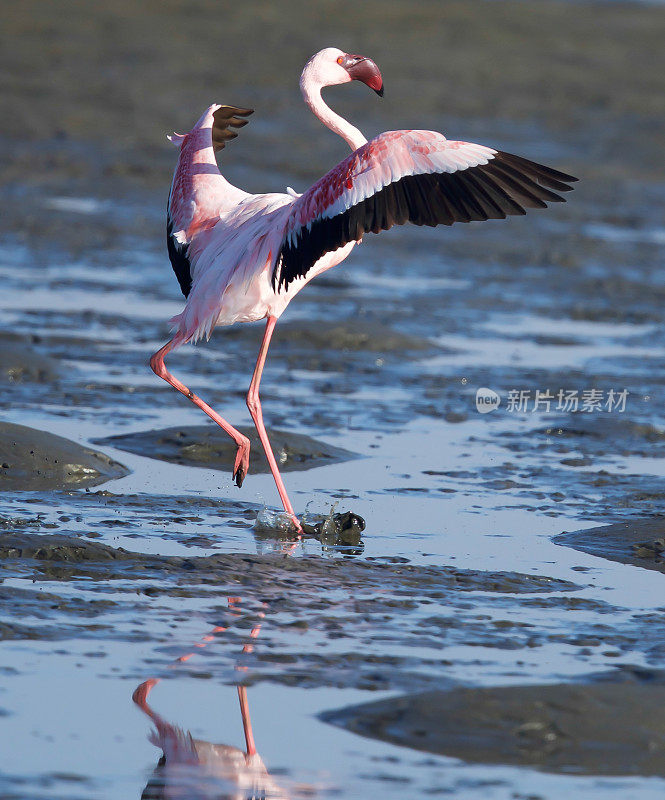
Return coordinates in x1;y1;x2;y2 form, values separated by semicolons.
150;339;250;487
237;686;257;757
246;317;302;532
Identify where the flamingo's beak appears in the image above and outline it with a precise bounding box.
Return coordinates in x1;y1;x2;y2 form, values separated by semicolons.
342;54;384;97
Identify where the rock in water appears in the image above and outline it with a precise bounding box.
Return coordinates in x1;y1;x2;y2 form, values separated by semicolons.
302;510;366;550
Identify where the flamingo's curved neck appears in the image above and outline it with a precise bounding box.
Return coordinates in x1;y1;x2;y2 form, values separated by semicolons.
300;77;367;152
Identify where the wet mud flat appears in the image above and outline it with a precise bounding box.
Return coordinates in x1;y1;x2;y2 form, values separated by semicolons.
556;517;665;575
3;527;665;798
0;531;581;690
323;673;665;777
96;424;356;475
0;421;128;491
2;0;665;798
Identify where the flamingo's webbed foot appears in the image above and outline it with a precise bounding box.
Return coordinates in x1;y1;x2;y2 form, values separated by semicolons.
234;465;246;488
233;437;251;488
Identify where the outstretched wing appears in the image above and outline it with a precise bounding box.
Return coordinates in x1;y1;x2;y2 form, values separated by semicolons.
272;130;577;292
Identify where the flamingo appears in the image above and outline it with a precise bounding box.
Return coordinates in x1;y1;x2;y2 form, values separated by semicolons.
132;600;288;798
133;679;289;800
150;47;578;532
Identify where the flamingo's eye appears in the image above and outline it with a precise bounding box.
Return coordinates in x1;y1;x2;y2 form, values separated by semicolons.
337;56;344;65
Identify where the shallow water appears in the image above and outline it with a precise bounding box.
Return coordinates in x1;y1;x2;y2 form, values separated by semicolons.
2;1;665;798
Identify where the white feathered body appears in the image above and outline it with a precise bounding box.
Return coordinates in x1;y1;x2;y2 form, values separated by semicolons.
165;91;574;348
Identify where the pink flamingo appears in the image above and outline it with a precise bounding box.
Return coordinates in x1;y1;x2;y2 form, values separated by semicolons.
150;47;577;532
132;600;286;798
133;679;289;800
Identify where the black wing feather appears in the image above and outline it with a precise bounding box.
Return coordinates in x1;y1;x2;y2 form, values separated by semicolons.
211;105;254;153
273;151;578;292
166;205;193;298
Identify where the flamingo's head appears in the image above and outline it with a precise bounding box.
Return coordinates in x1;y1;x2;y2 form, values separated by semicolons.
302;48;384;97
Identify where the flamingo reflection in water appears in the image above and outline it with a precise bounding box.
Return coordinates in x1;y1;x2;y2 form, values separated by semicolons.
133;600;299;800
133;679;289;800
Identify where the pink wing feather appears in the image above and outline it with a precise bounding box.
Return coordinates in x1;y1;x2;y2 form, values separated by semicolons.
273;130;577;291
286;131;495;235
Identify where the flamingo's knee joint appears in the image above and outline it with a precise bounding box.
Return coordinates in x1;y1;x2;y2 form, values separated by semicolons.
149;354;167;379
246;393;260;416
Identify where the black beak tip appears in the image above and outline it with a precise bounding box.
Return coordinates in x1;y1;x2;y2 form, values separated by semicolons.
375;86;384;98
